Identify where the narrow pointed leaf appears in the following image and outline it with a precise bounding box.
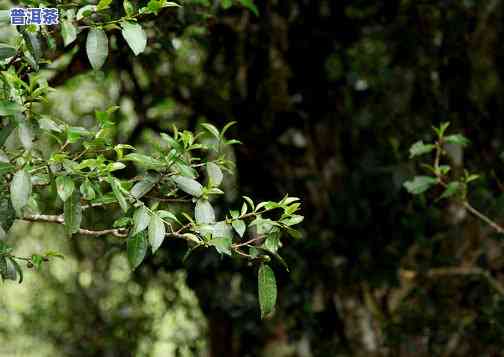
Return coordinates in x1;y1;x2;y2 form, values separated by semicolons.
206;162;223;187
10;170;32;215
133;205;150;235
64;191;82;236
148;214;165;253
258;264;277;319
110;178;129;212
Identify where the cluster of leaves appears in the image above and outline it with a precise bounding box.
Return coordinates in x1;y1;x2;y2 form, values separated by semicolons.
0;0;295;319
403;122;478;200
0;0;258;70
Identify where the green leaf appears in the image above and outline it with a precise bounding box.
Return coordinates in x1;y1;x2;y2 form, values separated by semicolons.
0;44;17;60
107;162;126;172
243;196;255;210
0;163;13;177
31;254;43;270
466;174;480;183
131;180;154;199
123;153;165;170
76;5;97;20
133;205;150;235
121;22;147;56
127;231;147;270
263;232;281;253
123;0;135;15
80;180;96;201
434;122;450;137
110;178;129;212
221;0;232;9
39;117;63;133
172;175;203;197
97;0;113;10
200;123;220;138
2;256;17;281
7;257;23;283
61;21;77;47
17;122;33;150
258;264;277;319
232;219;246;238
0;101;23;116
403;176;438;195
0;124;15;147
55;176;75;202
221;121;237;137
198;221;233;239
148;214;165;253
439;182;462;200
206;162;223;187
113;216;131;228
130;172;160;199
10;169;32;215
207;236;232;256
160;133;182;151
95;110;115;128
238;0;259;15
409;140;435;158
280;215;304;226
66;126;92;143
64;191;82;236
86;28;109;70
156;210;181;224
195;199;215;224
0;256;7;281
0;195;16;233
444;134;470;147
22;31;41;62
436;165;451;176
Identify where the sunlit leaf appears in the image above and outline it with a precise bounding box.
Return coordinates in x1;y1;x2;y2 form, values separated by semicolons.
148;213;165;253
172;175;203;197
86;28;108;70
195;199;215;224
121;21;147;56
10;170;32;215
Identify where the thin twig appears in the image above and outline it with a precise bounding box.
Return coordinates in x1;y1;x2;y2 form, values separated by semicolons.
463;201;504;234
22;214;128;238
231;235;264;248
